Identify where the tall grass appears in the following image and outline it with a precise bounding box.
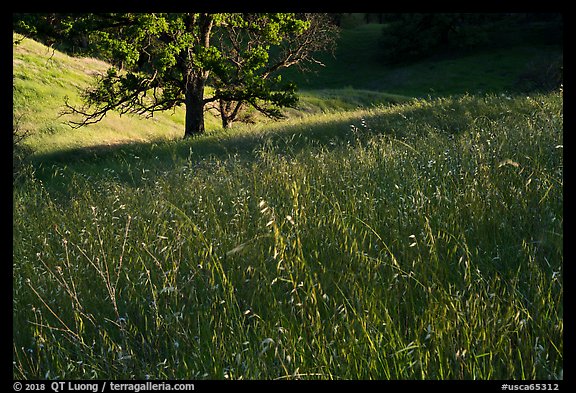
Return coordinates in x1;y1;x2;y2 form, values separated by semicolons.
13;92;563;379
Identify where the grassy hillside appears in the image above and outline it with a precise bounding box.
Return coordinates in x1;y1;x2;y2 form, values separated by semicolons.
282;22;562;96
13;32;410;157
13;34;186;154
13;26;563;380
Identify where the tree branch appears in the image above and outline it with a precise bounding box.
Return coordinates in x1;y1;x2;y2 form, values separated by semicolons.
60;69;179;128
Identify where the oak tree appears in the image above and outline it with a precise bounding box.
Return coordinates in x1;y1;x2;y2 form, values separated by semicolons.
61;13;338;138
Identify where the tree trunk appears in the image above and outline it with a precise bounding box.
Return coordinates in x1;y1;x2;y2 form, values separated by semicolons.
219;99;245;129
221;115;231;129
182;13;214;139
184;75;206;138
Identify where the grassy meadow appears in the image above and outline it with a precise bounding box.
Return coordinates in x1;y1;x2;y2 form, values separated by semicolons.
12;21;563;380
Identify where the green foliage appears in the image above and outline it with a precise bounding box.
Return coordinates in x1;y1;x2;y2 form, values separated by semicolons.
208;13;337;127
379;14;490;64
378;13;562;66
46;13;336;135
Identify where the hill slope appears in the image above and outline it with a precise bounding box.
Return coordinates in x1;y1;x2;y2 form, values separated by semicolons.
281;22;562;96
12;33;409;156
13;33;192;154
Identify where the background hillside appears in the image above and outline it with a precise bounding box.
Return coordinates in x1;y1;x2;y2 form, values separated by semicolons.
281;16;562;95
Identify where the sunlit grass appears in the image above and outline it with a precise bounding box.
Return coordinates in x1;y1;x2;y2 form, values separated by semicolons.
13;92;563;379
